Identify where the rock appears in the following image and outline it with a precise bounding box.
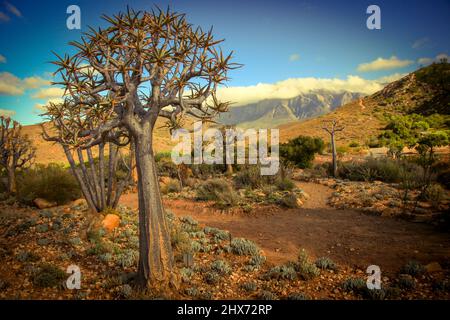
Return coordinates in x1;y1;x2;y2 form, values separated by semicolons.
33;198;57;209
296;198;304;207
159;176;172;186
102;214;120;232
72;199;87;207
425;262;442;273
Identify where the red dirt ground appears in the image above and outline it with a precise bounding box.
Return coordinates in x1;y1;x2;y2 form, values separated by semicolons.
120;181;450;273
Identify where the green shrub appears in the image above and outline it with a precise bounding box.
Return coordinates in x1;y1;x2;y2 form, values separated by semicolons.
230;238;260;256
196;179;238;207
401;260;425;276
203;226;229;242
31;263;65;288
338;158;424;183
296;249;320;280
16;250;40;262
116;249;138;268
342;277;366;293
286;293;309;300
180;267;194;283
315;257;337;270
211;260;232;275
280;136;324;169
266;265;297;280
17;164;81;205
396;274;416;289
241;282;257;292
204;271;220;284
275;178;295;191
349;141;360;148
423;183;446;208
258;290;277;300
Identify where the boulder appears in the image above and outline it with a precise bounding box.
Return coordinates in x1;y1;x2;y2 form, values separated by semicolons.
33;198;57;209
425;262;442;273
296;198;304;207
102;214;120;232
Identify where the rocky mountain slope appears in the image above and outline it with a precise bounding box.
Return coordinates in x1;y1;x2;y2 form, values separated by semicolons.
279;62;450;146
218;90;365;128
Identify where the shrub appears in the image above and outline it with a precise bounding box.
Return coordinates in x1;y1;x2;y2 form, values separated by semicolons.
258;290;277;300
315;257;337;270
286;293;309;300
338;158;423;184
204;271;220;285
116;249;138;268
401;260;425;276
180;267;194;283
396;274;416;289
423;183;446;208
280;136;324;169
230;238;260;256
342;277;366;293
17;163;81;205
349;141;360;148
161;179;181;194
278;192;300;208
196;179;238;207
249;254;266;268
16;250;40;262
211;260;232;275
296;249;320;280
203;227;229;242
31;263;65;288
266;265;297;280
241;282;257;292
275;178;295;191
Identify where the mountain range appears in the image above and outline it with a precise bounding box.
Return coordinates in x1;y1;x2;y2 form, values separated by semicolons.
217;90;366;128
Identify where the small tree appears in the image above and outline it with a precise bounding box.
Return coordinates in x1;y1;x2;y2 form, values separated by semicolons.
415;131;449;186
41;101;132;214
51;7;239;289
0;116;35;193
322;120;344;177
280;135;324;168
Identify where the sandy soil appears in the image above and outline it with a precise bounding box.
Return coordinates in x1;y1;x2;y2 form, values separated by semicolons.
120;181;450;273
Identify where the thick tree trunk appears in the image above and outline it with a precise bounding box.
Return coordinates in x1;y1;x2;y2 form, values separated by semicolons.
134;130;174;289
7;166;16;194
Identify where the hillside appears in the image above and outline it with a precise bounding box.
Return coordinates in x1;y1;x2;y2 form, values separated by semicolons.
218;90;365;129
22;119;176;165
279;63;450;146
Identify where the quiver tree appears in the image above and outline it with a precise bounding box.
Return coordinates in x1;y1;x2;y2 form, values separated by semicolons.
50;7;239;289
322;119;344;177
0;116;35;193
41;101;132;214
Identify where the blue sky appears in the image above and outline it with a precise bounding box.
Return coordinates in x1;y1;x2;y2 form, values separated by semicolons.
0;0;449;124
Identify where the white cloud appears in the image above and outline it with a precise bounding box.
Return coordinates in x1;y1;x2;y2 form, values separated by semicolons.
375;73;407;84
5;2;22;18
32;87;64;99
412;37;430;49
357;56;413;72
0;54;6;63
34;98;64;112
216;75;399;106
0;72;50;96
417;57;433;65
289;53;300;62
0;108;16;117
417;53;449;66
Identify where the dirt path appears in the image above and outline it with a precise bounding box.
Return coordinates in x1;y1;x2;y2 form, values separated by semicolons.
120;182;450;273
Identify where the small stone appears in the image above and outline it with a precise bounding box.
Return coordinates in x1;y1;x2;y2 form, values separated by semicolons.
34;198;57;209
